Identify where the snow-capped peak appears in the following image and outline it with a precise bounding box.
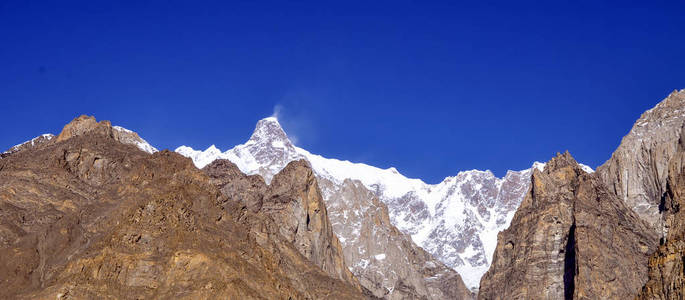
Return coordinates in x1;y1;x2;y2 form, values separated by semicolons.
247;116;293;147
175;117;303;183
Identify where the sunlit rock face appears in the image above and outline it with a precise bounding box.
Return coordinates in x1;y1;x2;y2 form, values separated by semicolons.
638;122;685;299
202;159;360;289
598;89;685;229
479;152;657;300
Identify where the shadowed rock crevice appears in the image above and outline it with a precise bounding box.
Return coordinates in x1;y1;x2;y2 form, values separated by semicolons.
563;222;576;300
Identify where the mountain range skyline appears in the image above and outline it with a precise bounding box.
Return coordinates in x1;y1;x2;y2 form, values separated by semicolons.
1;111;596;291
4;89;683;297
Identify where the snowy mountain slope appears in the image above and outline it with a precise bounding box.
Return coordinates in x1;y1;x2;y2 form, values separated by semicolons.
176;117;594;290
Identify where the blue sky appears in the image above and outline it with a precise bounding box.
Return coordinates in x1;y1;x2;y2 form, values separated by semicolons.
1;1;684;183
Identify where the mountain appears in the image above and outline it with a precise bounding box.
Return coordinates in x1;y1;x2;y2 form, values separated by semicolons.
179;118;474;298
0;115;365;299
176;117;592;291
479;152;657;299
479;90;685;299
597;89;685;230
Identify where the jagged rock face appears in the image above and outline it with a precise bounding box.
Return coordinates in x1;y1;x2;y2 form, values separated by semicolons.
203;159;360;289
638;123;685;299
0;116;364;299
318;176;474;299
479;152;657;300
597;89;685;229
175;117;555;290
55;115;103;142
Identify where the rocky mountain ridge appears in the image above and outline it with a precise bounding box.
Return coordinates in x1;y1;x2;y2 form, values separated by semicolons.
479;152;657;299
479;89;685;299
2;116;158;158
5;90;682;298
0;115;365;299
176;117;592;290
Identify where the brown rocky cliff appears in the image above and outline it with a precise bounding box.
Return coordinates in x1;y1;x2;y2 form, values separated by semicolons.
637;122;685;299
203;159;362;291
0;116;365;299
267;160;360;287
479;152;657;300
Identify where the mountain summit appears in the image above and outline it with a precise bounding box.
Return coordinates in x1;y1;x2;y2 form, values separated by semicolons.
177;116;303;183
248;117;293;147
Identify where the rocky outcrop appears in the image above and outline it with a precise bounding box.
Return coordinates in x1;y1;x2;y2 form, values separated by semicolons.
0;116;364;299
479;152;657;299
55;115;104;142
203;159;360;289
638;123;685;299
597;89;685;229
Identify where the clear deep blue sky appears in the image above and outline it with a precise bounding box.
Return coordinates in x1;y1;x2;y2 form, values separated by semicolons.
1;1;684;182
